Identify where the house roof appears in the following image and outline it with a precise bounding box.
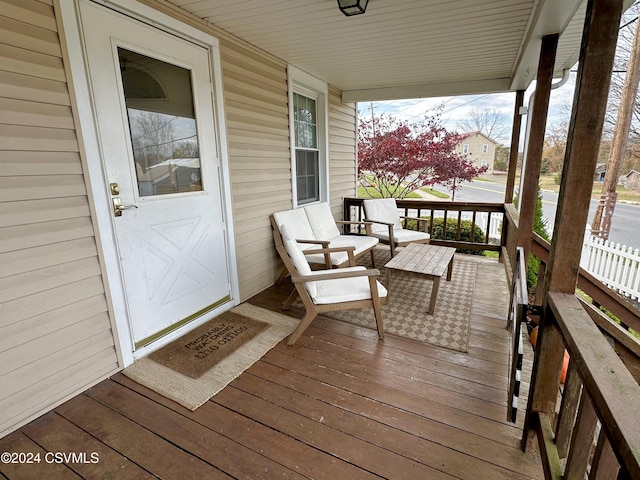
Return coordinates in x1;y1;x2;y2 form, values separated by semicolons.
166;0;634;102
458;131;498;144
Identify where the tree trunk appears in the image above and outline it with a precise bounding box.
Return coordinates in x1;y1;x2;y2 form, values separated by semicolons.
591;17;640;235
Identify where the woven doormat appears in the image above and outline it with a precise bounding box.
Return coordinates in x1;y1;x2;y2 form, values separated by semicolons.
315;248;477;352
122;303;299;410
149;311;268;379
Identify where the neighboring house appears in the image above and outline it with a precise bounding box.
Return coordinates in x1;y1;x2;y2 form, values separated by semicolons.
0;0;633;441
625;169;640;189
455;132;498;173
595;163;606;181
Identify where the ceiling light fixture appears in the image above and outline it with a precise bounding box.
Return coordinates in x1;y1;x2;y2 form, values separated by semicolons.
337;0;368;17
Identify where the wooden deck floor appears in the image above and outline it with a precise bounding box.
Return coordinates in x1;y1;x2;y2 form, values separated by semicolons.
0;255;542;480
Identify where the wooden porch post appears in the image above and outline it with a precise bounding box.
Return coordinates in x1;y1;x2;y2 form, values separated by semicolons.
516;34;558;262
547;1;621;294
504;90;525;203
524;0;623;446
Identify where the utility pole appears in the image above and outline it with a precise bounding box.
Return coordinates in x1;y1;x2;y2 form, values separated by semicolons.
369;102;376;135
591;17;640;238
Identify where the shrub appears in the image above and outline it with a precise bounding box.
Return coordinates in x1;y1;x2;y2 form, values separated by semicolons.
405;218;486;254
514;187;550;290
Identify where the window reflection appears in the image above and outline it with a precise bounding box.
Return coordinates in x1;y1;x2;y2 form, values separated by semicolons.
119;48;203;196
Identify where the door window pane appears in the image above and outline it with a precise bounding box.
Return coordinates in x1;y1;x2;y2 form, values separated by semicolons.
119;48;202;196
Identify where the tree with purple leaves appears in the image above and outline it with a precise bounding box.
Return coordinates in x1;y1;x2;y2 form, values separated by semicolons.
358;109;487;199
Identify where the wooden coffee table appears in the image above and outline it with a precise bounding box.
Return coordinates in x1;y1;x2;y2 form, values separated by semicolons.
384;243;456;314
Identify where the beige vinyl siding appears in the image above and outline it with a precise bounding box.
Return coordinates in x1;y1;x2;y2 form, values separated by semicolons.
0;0;119;437
220;40;291;301
221;51;359;300
328;86;357;217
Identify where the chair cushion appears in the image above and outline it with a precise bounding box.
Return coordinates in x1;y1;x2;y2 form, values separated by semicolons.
304;235;379;266
273;208;315;242
372;228;430;243
309;266;388;304
280;225;317;298
363;198;403;235
304;203;341;240
332;234;379;254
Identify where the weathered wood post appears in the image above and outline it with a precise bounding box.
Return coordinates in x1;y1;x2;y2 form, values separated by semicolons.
504;89;525;204
516;34;558;263
523;0;623;449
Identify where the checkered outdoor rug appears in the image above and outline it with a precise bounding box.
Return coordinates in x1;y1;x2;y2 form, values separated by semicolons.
323;248;477;352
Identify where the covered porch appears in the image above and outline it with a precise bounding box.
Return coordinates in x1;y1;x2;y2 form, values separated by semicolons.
2;0;640;478
1;250;544;479
3;193;640;478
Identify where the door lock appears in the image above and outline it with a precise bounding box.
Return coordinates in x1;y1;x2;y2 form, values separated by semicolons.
112;197;138;217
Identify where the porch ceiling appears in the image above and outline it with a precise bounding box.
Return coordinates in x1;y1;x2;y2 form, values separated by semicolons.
164;0;630;102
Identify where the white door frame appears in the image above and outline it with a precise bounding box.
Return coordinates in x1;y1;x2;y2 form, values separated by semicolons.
58;0;240;366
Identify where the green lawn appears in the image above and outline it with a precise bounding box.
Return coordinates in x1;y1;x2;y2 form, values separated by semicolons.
356;185;450;199
420;187;449;199
356;186;421;198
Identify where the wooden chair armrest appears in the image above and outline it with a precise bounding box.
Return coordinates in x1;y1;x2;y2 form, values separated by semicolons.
363;218;394;226
400;215;430;233
303;245;355;269
335;220;374;226
364;219;397;256
292;268;380;282
303;246;355;255
400;215;430;223
336;220;374;236
296;238;329;247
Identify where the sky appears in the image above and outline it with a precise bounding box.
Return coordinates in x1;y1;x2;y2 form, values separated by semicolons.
356;3;639;146
357;72;578;146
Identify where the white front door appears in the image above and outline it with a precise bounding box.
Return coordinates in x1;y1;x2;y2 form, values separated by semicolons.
80;2;231;349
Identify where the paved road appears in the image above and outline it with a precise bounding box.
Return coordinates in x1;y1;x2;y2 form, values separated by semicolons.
435;181;640;248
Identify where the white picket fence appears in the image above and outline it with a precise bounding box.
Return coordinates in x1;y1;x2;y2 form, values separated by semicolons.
581;229;640;301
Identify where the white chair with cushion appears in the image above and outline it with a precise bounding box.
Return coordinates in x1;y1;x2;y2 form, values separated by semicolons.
273;223;387;345
363;198;430;257
271;203;379;284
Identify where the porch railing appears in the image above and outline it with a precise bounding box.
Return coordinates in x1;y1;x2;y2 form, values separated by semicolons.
343;197;504;254
342;197;640;476
501;205;640;479
534;293;640;479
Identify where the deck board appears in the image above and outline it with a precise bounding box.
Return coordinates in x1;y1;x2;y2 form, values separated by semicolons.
20;412;154;480
58;394;232;479
0;254;543;479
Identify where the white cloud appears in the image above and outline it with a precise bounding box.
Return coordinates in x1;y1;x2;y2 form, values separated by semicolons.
358;73;577;145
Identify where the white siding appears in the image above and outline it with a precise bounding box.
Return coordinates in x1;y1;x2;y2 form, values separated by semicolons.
0;0;119;437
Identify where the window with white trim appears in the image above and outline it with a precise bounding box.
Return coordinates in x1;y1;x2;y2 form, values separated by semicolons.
482;144;489;154
293;92;319;204
289;66;328;207
463;144;469;154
